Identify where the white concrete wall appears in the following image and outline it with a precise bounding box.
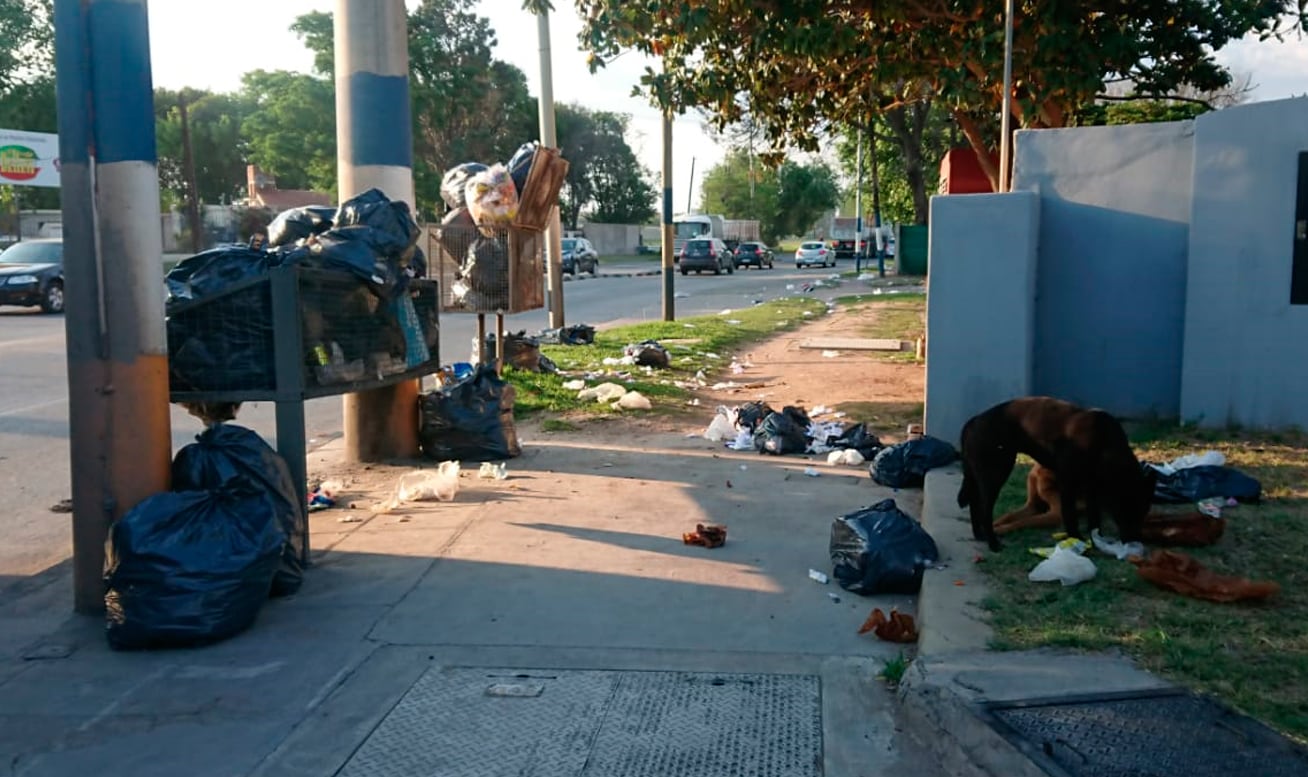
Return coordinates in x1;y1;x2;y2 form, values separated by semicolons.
1012;122;1195;418
1182;97;1308;428
583;223;643;255
924;191;1040;446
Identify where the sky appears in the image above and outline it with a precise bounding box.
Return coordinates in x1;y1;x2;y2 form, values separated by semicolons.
144;1;1308;210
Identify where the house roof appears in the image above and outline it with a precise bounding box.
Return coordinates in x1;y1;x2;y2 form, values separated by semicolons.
251;188;334;212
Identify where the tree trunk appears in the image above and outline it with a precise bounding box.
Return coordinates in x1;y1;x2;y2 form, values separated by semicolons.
882;103;931;225
952;109;1000;192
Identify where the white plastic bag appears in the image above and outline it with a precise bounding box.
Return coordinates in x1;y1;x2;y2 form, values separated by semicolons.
478;462;508;480
394;462;461;504
704;411;737;442
617;391;652;410
1090;529;1145;561
561;379;586;391
826;449;866;466
578;382;627;403
1153;450;1226;476
1028;546;1097;586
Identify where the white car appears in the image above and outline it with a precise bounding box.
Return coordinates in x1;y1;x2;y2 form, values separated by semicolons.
795;241;834;268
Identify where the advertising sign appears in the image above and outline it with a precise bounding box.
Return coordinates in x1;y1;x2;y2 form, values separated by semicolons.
0;129;60;188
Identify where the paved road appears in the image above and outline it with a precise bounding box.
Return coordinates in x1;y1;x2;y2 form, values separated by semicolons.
0;261;853;580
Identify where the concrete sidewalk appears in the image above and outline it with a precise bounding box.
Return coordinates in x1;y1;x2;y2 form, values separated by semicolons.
0;426;941;777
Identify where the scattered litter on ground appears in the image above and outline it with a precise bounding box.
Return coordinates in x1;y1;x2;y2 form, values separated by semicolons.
682;523;727;548
478;462;508;480
827;449;866;466
830;500;938;595
1132;550;1279;602
616;391;652;410
739;464;748;471
338;514;363;523
828;592;841;603
1141;512;1225;546
857;608;919;643
704;409;737;442
390;462;461;505
578;382;628;403
869;436;958;489
808;569;829;584
674;291;689;298
726;319;741;325
804;467;821;477
821;350;840;358
624;340;670;368
561;379;586;391
1091;529;1144;560
1151;450;1226;476
1029;545;1097;586
719;308;733;315
1197;496;1225;518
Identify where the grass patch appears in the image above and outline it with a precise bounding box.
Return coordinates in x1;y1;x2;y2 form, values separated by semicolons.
834;401;923;439
878;652;910;686
504;297;829;418
832;292;925;363
978;425;1308;740
540;418;579;432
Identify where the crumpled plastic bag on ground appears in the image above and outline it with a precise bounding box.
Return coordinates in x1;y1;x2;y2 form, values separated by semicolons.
624;340;670;368
870;436;958;488
1152;450;1226;476
478;462;508;480
1132;550;1279;603
830;499;939;595
827;449;866;466
616;391;652;410
704;410;738;442
857;608;919;643
578;382;627;403
1091;529;1146;561
1029;545;1097;586
754;409;809;455
1149;463;1262;504
1140;512;1226;546
736;401;774;432
682;523;727;548
561;379;586;391
392;462;461;504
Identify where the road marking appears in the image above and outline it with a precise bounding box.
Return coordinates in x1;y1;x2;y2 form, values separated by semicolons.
0;333;64;350
0;397;66;417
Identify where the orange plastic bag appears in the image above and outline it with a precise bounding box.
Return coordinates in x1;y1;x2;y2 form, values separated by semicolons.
682;523;727;548
857;608;919;643
1140;512;1226;547
1132;550;1279;603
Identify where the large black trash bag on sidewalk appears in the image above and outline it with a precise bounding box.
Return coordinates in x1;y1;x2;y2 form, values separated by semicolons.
104;478;284;650
754;406;811;455
165;246;273;304
266;205;335;248
171;424;305;597
870;435;958;488
420;365;522;462
1149;464;1262;504
833;423;884;460
830;499;939;595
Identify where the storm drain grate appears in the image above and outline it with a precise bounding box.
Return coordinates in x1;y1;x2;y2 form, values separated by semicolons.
982;689;1308;777
338;668;822;777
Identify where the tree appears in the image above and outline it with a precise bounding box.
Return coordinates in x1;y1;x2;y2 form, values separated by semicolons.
700;149;838;243
293;1;538;217
538;0;1307;190
0;0;58;210
555;104;656;228
238;70;338;195
155;89;251;209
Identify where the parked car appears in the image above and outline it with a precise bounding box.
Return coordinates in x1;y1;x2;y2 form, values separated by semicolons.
0;238;64;314
679;238;734;275
561;237;599;276
794;241;834;268
733;241;774;269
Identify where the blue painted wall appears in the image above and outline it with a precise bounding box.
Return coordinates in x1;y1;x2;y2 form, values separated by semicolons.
1012;123;1195;418
1182;98;1308;429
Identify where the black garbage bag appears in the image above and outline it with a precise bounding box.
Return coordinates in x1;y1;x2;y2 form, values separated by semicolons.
833;423;884;460
870;435;958;488
307;226;403;298
335;188;420;260
481;331;544;372
737;401;775;432
104;478;284;650
441;162;489;211
754;410;808;455
830;499;939;595
507;141;538;194
419;365;522;462
171;424;305;597
1149;464;1262;504
165;246;273;304
455;234;509;309
538;324;596;346
266;205;335;248
625;340;670;368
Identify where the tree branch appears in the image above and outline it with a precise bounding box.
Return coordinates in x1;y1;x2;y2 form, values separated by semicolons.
1093;93;1215;110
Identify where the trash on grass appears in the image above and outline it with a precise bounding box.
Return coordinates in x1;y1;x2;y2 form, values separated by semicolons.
1091;529;1145;560
1197;497;1225;518
1131;550;1280;603
578;382;628;403
683;523;727;548
562;379;586;391
625;340;670;368
1029;537;1090;559
1151;450;1226;476
1140;511;1225;546
1028;546;1097;586
616;391;652;410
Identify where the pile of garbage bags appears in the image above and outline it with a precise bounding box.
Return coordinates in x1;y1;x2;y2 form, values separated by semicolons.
869;436;958;488
441;142;542;310
703;401;886;461
419;364;522;462
166;189;437;394
104;424;305;649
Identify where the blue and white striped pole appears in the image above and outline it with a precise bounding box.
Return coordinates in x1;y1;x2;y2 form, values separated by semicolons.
54;0;172;613
334;0;419;461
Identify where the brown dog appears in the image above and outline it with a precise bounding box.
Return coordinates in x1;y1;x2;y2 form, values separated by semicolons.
994;464;1066;535
958;397;1155;551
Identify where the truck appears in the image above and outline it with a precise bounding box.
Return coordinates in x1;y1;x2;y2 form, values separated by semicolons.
672;213;762;255
828;216;864;259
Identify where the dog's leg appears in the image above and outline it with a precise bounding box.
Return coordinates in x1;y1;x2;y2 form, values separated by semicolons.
1057;465;1084;539
976;450;1016;552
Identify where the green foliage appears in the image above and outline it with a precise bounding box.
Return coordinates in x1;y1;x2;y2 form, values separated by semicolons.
0;0;58;209
155;89;252;206
239;70;338;195
700;148;838;243
1077;99;1211;127
835;97;954;226
548;0;1306;188
878;652;909;685
556;104;656;227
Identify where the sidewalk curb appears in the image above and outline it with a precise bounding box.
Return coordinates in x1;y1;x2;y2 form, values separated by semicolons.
899;466;1174;777
562;269;660;282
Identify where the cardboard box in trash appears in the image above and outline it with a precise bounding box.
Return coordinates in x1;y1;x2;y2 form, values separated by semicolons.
512;146;569;232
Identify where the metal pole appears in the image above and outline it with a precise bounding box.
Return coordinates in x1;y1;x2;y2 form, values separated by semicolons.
854;127;864;272
999;0;1015;192
54;0;172;613
686;157;695;213
661;110;675;321
537;10;565;328
870;114;885;277
335;0;420;461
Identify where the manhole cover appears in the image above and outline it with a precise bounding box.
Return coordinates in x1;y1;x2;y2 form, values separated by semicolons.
983;689;1308;777
338;668;821;777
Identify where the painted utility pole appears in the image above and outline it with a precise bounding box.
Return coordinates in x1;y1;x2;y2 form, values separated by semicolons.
334;0;419;461
870;114;886;278
662;110;675;321
854;127;864;273
536;9;564;328
54;0;172;613
999;0;1016;192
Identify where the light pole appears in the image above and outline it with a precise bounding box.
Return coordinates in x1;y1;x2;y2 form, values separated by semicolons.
999;0;1015;192
537;9;565;327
